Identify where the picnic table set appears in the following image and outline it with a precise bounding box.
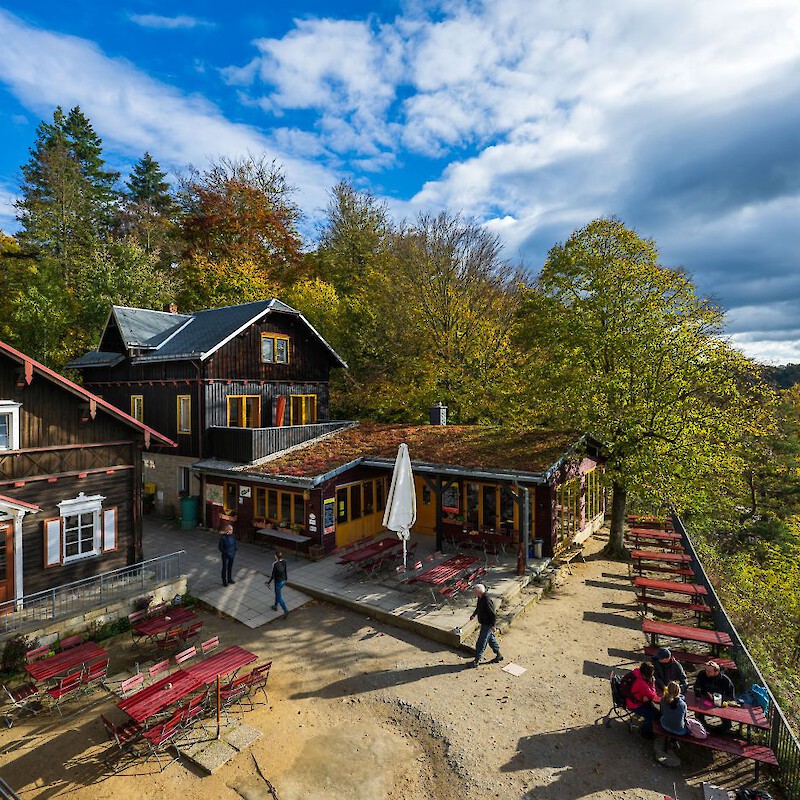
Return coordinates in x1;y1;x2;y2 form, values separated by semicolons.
610;514;779;780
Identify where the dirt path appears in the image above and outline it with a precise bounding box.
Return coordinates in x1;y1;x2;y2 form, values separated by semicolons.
1;534;758;799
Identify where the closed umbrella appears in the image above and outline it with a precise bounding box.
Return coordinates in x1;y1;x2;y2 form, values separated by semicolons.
382;443;417;570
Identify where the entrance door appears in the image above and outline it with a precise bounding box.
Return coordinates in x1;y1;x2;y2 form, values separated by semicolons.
0;522;13;604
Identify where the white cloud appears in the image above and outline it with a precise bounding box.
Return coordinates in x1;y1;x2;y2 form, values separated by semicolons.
0;10;337;221
128;14;214;30
0;183;18;233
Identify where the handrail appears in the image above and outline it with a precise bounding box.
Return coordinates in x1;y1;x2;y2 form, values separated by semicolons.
0;550;185;638
674;515;800;798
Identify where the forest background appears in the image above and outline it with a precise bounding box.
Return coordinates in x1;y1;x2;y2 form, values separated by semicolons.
1;107;798;730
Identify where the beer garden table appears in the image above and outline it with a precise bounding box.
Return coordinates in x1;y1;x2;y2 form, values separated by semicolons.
25;642;107;684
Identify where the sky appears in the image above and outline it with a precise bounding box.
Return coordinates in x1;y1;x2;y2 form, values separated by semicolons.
0;1;798;363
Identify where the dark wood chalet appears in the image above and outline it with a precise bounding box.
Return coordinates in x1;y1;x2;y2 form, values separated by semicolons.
195;422;605;559
0;340;174;606
68;299;349;514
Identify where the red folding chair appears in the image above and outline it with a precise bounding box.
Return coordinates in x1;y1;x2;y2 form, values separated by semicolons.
148;602;168;618
117;673;145;698
128;610;147;646
148;660;170;682
25;645;51;664
173;647;197;667
2;682;41;728
181;620;203;644
101;712;142;761
58;634;83;652
46;670;84;715
155;627;184;654
82;659;109;694
200;637;220;658
139;709;183;771
246;661;272;707
177;688;210;736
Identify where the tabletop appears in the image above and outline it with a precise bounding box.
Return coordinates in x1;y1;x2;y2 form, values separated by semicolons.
257;529;312;545
117;669;204;723
185;645;258;684
634;577;708;597
338;537;401;564
629;529;682;540
406;555;479;586
25;642;107;683
631;550;691;563
133;607;198;638
643;619;733;648
685;689;769;729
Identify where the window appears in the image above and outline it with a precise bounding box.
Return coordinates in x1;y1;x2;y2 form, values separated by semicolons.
0;401;21;451
177;395;191;434
290;394;317;425
267;489;278;519
280;493;291;525
254;487;305;529
375;478;385;511
227;395;261;428
336;487;348;524
350;484;362;520
44;493;118;567
224;482;238;513
177;467;191;497
261;333;290;364
131;395;143;422
293;494;304;527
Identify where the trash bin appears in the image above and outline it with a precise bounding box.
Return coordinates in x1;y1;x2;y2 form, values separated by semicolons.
532;538;543;559
180;495;198;530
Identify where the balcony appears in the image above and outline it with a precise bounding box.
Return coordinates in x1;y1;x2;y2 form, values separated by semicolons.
208;421;355;464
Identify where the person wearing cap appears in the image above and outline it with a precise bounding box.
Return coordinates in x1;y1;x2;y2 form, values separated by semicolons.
694;661;735;733
469;584;503;667
218;524;237;587
651;647;688;694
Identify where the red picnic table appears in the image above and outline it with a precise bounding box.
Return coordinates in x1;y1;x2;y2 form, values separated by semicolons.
685;689;768;734
337;537;401;565
630;549;694;581
133;607;198;640
405;555;478;586
631;550;691;565
117;669;204;724
634;576;708;600
628;529;684;550
642;619;733;655
627;514;673;530
184;645;258;684
25;641;108;684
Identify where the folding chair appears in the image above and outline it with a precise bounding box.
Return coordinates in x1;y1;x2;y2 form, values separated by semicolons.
177;688;211;737
25;645;51;664
148;660;170;682
243;661;272;708
58;634;83;652
128;610;147;646
46;670;84;715
2;682;41;728
148;602;168;618
117;673;145;698
219;680;249;722
155;627;184;654
600;671;638;732
101;712;142;761
82;659;110;694
181;620;203;644
200;636;220;658
138;710;183;771
173;647;197;668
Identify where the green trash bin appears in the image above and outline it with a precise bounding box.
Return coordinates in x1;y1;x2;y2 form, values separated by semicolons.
180;495;198;530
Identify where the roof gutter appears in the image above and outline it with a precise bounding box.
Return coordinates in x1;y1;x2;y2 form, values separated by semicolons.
361;458;549;485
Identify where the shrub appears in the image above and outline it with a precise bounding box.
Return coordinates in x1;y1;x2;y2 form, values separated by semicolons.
1;634;37;675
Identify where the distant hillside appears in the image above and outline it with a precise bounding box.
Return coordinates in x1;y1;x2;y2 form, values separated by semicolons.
762;363;800;389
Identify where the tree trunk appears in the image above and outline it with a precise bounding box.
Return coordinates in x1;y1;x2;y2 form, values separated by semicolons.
602;480;630;559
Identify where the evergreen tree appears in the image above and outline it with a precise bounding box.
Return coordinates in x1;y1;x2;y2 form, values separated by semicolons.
126;152;171;210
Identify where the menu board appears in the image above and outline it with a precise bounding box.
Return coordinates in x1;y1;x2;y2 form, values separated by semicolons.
324;497;335;534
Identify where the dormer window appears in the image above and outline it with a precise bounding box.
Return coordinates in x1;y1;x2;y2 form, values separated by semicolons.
261;333;290;364
0;401;21;451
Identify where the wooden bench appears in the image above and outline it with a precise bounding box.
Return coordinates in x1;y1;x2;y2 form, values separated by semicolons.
633;564;695;580
556;544;585;574
651;720;777;778
635;595;712;619
643;646;736;672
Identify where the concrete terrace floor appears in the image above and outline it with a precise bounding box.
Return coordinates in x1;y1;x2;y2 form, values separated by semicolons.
143;517;544;645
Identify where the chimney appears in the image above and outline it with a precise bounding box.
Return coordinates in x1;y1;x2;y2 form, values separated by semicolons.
429;401;447;426
163;302;178;314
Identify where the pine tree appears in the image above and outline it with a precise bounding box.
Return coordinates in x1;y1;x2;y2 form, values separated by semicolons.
122;152;177;257
126;152;171;211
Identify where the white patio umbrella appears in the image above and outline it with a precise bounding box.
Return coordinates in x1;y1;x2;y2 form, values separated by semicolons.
383;443;417;570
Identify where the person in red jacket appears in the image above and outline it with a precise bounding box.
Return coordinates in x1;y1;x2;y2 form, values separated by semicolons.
625;661;661;739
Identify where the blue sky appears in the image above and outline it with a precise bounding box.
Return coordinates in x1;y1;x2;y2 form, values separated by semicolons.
0;1;799;363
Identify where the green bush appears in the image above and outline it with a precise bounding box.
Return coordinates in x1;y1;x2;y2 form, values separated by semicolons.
1;634;38;675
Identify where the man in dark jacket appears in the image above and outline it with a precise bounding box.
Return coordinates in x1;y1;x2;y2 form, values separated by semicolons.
218;524;237;587
651;647;688;694
469;584;503;667
694;661;735;732
266;551;289;618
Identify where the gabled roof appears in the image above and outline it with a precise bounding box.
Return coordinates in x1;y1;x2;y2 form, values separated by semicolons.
0;340;176;450
67;351;125;369
68;299;347;369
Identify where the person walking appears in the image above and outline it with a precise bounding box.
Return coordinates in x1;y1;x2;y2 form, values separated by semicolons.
266;551;289;618
469;583;503;667
218;524;237;587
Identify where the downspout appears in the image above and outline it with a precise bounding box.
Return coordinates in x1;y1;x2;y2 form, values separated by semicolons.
194;359;205;527
13;509;24;606
513;482;530;576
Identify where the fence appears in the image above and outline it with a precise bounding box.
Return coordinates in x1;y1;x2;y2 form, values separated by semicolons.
0;551;185;638
675;516;800;798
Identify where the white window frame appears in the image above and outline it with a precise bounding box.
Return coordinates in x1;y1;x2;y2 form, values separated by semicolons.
58;493;105;564
0;401;21;451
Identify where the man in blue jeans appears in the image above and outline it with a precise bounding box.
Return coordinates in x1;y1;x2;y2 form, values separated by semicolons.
469;584;503;667
266;551;289;618
218;524;237;587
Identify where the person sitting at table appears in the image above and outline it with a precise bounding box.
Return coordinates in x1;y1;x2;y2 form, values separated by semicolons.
651;647;688;694
625;661;661;739
693;661;735;733
660;680;707;739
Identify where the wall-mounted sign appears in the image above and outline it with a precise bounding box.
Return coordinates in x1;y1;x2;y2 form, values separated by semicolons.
309;513;317;524
239;486;252;498
143;459;156;469
323;498;335;534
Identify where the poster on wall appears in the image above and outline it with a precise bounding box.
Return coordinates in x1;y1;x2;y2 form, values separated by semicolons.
206;484;223;506
323;498;335;534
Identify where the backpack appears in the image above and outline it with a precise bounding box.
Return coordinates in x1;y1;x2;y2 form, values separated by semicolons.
618;671;637;703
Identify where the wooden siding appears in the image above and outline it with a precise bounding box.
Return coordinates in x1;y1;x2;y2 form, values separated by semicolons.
6;471;136;594
209;421;352;463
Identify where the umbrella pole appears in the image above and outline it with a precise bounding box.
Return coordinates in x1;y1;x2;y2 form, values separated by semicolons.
403;534;407;570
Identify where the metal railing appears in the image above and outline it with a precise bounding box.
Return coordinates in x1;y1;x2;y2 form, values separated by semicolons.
675;516;800;798
0;551;185;639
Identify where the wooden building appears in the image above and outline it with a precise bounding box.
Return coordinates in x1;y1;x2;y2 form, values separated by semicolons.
195;422;605;558
0;341;174;606
68;299;348;513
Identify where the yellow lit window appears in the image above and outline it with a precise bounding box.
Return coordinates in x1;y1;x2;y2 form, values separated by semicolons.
227;395;261;428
